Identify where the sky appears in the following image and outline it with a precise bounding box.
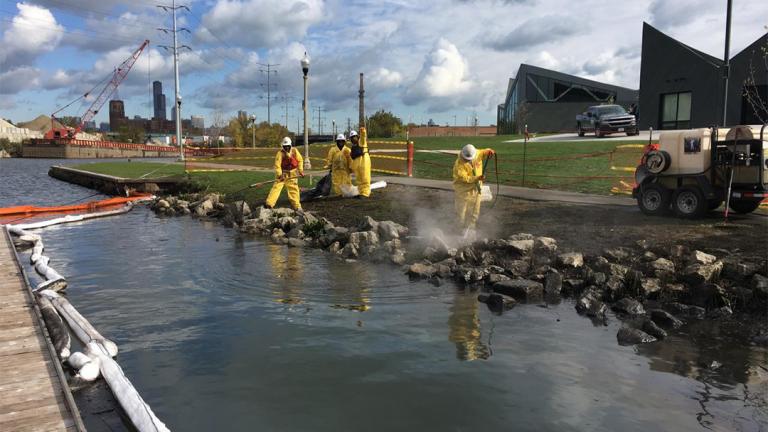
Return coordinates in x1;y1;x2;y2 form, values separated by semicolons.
0;0;766;131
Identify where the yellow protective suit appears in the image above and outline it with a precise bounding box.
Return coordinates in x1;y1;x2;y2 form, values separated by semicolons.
350;127;372;197
266;147;304;209
452;148;493;229
324;144;352;196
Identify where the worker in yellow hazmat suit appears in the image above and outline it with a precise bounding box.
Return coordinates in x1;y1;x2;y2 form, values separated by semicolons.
452;144;495;230
265;137;304;210
349;128;372;198
324;133;352;196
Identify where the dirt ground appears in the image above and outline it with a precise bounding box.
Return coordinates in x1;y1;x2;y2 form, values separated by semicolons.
301;184;768;261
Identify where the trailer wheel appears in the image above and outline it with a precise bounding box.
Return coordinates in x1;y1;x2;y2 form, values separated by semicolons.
728;198;762;214
637;183;671;215
673;186;706;218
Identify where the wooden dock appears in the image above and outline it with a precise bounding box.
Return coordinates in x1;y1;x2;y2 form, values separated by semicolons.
0;228;84;431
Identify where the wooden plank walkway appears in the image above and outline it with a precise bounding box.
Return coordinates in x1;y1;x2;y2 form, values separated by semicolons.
0;228;84;431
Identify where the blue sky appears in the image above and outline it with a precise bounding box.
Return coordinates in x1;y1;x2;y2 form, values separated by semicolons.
1;0;766;131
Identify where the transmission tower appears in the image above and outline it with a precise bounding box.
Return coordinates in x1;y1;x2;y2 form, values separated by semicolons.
157;0;190;160
259;63;279;124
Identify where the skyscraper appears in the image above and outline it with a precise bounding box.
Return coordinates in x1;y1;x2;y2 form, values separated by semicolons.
109;100;126;131
153;81;166;120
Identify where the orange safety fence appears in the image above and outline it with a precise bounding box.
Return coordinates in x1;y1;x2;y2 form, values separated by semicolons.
0;193;153;217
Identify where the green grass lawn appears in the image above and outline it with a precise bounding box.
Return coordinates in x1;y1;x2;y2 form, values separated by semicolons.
409;137;647;194
73;161;316;204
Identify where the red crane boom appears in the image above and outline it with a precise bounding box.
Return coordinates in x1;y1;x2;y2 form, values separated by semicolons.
47;39;150;139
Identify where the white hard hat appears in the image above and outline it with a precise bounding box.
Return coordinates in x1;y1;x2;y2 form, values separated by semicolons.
349;130;359;138
460;144;477;161
281;137;292;148
336;133;346;141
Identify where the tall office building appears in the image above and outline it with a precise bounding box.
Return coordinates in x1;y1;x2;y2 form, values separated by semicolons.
153;81;167;120
191;115;204;129
108;100;126;131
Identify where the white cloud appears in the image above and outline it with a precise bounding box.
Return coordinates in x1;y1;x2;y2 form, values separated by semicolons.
64;12;164;53
0;3;63;68
0;67;41;95
198;0;324;49
648;0;720;28
370;68;403;89
484;15;587;52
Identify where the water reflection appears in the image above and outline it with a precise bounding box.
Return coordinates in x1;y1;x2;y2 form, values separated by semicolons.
268;244;304;305
327;259;372;313
448;288;490;361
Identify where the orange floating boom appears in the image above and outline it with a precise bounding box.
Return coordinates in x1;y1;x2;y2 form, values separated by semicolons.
0;194;152;217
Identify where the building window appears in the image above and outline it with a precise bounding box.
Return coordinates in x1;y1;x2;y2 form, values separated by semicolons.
660;92;691;129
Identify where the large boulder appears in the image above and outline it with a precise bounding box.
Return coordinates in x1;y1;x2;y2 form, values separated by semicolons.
226;201;251;224
358;215;379;232
341;243;359;259
193;198;215;217
665;302;706;320
604;247;632;263
611;298;645;316
691;250;717;265
507;239;534;256
617;327;657;346
497;258;530;278
651;258;675;274
348;231;380;256
641;278;662;299
682;261;723;285
479;293;517;313
649;309;683;329
493;279;544;302
544;271;563;296
378;220;408;241
641;319;667;340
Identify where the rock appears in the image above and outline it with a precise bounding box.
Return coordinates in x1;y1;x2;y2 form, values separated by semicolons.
493;279;544;302
328;241;342;255
652;258;675;273
587;271;607;287
576;288;607;319
485;293;517;313
325;226;350;244
604;276;624;302
611;298;645;316
617;327;657;345
140;182;160;194
592;256;611;273
665;303;706;320
297;210;318;227
348;231;380;254
286;227;305;239
563;278;586;293
641;319;667;340
691;250;717;265
287;238;306;248
508;240;534;256
685;283;729;309
508;233;534;241
544;271;563;295
641;278;662;298
557;252;584;268
649;309;683;329
641;251;658;262
487;273;511;284
477;293;491;303
390;250;406;265
604;247;632;263
682;261;723;285
495;259;528;277
276;216;298;232
707;306;733;319
429;276;443;287
608;263;630;281
194;200;213;217
226;200;251;224
722;258;759;281
156;199;170;209
408;263;436;279
378;220;408;241
341;243;359;259
359;215;378;232
534;236;558;254
454;265;487;285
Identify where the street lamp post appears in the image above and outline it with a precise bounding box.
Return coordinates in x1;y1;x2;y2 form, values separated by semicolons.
301;52;311;170
250;115;256;148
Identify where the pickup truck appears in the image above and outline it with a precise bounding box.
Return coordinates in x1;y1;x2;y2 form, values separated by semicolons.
576;105;638;138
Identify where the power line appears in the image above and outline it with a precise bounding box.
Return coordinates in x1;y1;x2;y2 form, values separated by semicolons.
258;63;279;124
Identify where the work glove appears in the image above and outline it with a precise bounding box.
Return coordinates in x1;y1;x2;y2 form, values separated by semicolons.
487;150;496;157
477;175;486;182
299;172;305;178
279;173;286;181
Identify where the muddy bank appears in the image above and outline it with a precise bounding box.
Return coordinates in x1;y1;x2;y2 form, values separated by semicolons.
148;187;767;349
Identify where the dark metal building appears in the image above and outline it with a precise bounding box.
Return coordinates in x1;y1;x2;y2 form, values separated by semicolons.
497;64;639;134
152;80;167;121
638;22;768;130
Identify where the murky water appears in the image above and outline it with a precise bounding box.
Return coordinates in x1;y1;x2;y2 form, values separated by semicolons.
2;159;767;431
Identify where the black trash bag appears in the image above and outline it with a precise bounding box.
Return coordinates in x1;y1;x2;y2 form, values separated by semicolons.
301;171;332;201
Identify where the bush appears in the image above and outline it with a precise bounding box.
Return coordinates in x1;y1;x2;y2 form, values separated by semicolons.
0;138;21;156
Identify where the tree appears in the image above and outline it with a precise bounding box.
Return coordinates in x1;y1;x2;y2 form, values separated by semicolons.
366;110;403;138
742;32;768;124
115;124;145;143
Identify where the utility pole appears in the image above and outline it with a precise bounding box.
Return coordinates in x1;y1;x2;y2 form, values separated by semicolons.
721;0;733;127
157;0;190;160
358;73;365;129
259;63;279;124
315;107;325;135
281;96;294;130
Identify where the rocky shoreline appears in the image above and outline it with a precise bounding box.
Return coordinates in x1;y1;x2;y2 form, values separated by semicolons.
150;193;768;347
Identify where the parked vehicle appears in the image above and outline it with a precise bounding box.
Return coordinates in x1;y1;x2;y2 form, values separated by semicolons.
576;105;639;138
633;125;767;218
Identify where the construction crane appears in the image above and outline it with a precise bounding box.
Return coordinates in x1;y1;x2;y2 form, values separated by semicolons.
46;39;150;140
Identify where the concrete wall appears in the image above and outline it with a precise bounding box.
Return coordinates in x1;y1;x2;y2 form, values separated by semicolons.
23;143;179;158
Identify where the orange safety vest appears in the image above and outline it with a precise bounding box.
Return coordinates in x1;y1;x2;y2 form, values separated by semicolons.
281;149;300;171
